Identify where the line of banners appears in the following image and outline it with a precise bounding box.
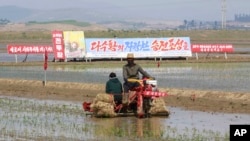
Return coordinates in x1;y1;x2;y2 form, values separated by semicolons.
7;31;233;60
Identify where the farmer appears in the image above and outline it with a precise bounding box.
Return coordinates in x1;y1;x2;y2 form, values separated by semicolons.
105;72;123;104
122;53;154;101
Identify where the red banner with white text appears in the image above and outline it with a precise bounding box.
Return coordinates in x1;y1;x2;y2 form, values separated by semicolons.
52;30;65;60
7;45;53;54
192;44;233;53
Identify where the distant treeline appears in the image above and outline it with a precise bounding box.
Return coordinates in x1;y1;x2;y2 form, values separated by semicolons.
235;14;250;22
27;20;90;27
0;18;10;25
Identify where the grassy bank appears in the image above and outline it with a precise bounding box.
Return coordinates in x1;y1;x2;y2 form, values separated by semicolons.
1;30;250;47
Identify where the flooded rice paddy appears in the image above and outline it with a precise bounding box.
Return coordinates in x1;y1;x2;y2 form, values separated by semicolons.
1;96;249;140
1;50;250;140
0;62;250;92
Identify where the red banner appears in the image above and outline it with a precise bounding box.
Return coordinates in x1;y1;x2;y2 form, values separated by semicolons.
7;45;53;54
52;30;65;60
192;44;234;53
143;91;167;97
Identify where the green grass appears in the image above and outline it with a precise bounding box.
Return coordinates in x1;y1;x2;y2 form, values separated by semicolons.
26;20;91;27
1;29;250;47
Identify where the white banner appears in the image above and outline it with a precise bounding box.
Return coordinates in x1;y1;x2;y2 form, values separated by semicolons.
85;37;192;58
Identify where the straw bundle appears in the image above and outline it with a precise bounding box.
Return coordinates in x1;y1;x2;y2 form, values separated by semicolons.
95;93;114;103
149;98;169;114
90;93;116;117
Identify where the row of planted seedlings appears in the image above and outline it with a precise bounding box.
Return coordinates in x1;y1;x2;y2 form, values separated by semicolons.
90;118;229;141
0;96;230;141
0;96;96;140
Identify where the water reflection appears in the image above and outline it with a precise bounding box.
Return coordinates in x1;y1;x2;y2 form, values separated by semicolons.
92;117;164;138
0;53;54;62
1;96;249;140
136;118;163;137
1;63;250;92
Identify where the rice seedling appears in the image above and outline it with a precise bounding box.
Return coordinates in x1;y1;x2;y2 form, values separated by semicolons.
0;95;236;141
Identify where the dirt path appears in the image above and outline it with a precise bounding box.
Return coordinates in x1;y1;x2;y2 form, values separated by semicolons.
1;78;249;114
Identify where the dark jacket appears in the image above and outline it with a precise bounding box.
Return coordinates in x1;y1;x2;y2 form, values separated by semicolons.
105;77;123;94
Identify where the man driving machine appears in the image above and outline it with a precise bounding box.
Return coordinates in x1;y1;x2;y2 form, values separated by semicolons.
122;53;155;103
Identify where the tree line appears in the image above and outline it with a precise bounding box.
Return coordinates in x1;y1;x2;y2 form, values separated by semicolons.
235;14;250;22
0;18;10;25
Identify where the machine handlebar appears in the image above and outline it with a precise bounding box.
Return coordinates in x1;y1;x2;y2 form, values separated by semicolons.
127;78;157;86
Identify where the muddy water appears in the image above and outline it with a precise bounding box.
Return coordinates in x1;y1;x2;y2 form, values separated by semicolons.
0;62;250;92
0;96;249;140
1;57;250;140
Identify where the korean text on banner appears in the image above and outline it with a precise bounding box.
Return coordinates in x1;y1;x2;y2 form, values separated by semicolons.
7;45;53;54
192;44;234;53
85;37;192;58
52;30;65;60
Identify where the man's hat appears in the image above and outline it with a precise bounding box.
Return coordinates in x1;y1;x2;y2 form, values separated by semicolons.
127;53;134;59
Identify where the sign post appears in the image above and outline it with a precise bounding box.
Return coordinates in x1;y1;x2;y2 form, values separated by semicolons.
15;54;17;63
